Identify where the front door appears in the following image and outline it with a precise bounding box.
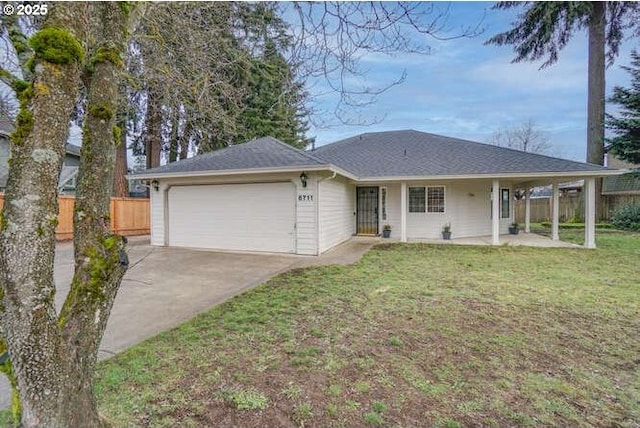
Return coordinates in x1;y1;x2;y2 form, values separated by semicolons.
356;187;379;235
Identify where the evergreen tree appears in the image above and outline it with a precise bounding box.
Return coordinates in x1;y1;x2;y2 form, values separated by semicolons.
607;50;640;164
487;1;638;166
239;40;313;149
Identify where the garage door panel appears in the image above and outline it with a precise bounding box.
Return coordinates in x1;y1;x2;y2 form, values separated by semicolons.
168;183;295;253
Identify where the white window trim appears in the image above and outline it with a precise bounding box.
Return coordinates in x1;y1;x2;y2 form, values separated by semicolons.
427;185;446;214
407;185;446;214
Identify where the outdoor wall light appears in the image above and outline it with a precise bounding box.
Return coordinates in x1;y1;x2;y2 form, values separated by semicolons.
300;171;308;188
151;180;159;191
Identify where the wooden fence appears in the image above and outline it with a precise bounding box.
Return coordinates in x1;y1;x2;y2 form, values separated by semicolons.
515;194;640;223
0;195;150;240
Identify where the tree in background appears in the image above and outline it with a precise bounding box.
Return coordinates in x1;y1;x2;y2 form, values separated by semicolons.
489;119;551;154
235;4;313;149
0;3;139;425
606;50;640;165
486;1;639;216
128;2;478;168
126;2;313;167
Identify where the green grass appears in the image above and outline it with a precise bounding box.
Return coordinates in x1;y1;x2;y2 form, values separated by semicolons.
3;229;639;427
95;230;638;426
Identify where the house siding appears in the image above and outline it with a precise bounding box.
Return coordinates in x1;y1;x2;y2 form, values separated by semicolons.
407;181;513;239
296;174;318;255
376;183;402;239
150;183;165;245
371;180;512;240
318;175;355;253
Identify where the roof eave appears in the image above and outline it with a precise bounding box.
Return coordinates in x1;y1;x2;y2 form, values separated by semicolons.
127;164;357;180
355;169;626;183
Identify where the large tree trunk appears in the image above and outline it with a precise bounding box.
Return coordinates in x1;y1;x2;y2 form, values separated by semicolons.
168;107;179;163
179;119;191;160
0;3;89;426
57;3;131;425
587;1;605;218
112;117;129;197
144;86;162;169
0;3;137;426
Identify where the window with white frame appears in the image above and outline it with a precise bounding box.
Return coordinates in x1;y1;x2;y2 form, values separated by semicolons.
427;186;445;213
408;187;425;213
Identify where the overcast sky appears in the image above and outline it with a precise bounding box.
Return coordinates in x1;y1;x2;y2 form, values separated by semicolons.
306;2;636;163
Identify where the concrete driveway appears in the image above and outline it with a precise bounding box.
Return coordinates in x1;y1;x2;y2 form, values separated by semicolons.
0;236;376;408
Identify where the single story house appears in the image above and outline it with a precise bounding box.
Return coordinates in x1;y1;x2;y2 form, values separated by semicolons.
132;130;623;253
0;115;81;194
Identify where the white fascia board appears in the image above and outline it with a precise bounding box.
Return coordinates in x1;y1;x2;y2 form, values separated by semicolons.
126;164;358;181
355;169;627;183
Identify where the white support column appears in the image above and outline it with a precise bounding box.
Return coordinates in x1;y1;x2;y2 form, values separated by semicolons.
400;182;407;242
551;182;560;241
524;188;531;233
492;179;500;245
584;177;596;249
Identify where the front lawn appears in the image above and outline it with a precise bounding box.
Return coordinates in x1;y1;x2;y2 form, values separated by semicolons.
89;230;640;427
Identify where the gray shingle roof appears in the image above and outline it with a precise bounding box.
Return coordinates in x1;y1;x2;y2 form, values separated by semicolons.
138;136;327;176
603;171;640;194
311;130;610;177
135;130;615;179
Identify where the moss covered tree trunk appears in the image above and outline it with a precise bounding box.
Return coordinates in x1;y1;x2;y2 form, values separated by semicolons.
0;3;89;426
56;2;131;426
0;3;136;426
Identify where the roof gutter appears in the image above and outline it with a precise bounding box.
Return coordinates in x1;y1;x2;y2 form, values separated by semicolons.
355;169;627;183
128;163;625;183
127;164;357;181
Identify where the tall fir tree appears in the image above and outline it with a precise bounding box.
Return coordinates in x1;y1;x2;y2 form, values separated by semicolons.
607;50;640;165
238;40;313;149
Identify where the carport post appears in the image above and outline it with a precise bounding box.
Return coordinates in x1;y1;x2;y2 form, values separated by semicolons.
551;182;560;241
584;177;596;249
492;179;500;245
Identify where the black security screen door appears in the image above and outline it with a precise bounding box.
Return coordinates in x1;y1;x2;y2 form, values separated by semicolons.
357;187;379;235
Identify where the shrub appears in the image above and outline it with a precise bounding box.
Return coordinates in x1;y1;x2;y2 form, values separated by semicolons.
539;221;614;229
611;203;640;231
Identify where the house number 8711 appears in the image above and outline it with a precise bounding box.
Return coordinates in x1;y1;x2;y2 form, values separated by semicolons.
298;194;313;202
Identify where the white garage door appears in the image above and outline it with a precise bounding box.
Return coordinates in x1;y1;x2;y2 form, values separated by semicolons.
168;182;296;253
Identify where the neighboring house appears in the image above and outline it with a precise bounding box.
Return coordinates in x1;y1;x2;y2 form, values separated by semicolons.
132;130;623;253
0;118;81;194
603;155;640;195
